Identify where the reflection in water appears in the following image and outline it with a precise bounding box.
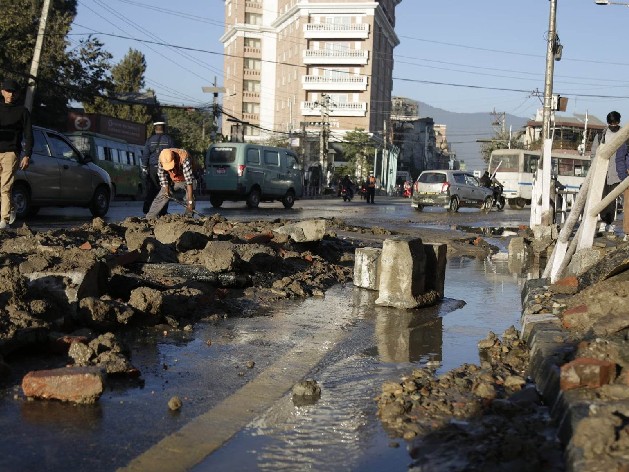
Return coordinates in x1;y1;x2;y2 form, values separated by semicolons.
21;400;103;429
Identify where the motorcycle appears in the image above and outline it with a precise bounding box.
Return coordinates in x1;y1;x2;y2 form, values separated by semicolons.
490;182;506;211
340;185;353;202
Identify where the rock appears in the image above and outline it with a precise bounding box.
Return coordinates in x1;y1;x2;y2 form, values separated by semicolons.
168;396;183;411
273;220;326;243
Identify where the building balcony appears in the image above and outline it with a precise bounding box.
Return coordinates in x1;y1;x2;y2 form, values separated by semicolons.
304;23;369;40
301;101;367;117
303;49;368;65
242;91;260;100
242;113;259;122
244;46;261;55
302;75;368;91
245;1;262;10
243;69;261;77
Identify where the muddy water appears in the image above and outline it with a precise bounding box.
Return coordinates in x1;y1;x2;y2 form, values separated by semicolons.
193;255;527;471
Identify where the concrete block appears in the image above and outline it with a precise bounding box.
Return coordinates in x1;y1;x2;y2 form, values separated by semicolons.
353;247;381;290
423;243;447;299
375;237;426;309
273;219;326;242
566;248;606;278
25;261;108;309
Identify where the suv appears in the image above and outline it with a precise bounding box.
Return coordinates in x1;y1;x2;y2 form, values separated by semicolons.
411;170;494;212
12;126;113;219
204;143;303;209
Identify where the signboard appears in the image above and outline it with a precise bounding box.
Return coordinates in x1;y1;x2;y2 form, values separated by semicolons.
67;111;147;145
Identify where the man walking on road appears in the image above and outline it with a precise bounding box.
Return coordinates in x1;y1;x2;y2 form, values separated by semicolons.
146;148;195;219
142;121;174;214
367;174;376;204
0;78;32;229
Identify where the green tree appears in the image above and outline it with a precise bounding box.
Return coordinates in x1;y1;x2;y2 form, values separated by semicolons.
84;48;153;126
341;128;375;178
0;0;113;129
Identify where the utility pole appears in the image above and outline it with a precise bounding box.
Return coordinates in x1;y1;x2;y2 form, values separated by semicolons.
25;0;52;112
202;78;226;141
316;94;331;194
531;0;558;228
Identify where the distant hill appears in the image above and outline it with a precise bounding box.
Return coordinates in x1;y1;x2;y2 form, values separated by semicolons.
417;101;529;172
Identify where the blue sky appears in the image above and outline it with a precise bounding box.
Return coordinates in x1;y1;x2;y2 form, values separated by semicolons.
72;0;629;131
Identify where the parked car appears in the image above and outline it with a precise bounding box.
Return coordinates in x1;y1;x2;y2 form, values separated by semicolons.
12;126;113;219
204;143;304;209
411;170;494;212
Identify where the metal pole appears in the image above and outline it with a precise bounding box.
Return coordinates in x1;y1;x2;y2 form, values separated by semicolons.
25;0;52;112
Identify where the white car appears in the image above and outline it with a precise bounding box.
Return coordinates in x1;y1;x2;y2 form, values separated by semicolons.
411;170;494;212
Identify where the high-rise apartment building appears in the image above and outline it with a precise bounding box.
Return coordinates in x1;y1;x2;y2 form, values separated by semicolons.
220;0;401;148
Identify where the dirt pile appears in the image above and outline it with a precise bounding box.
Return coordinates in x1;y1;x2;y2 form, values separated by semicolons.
0;215;371;400
376;327;564;471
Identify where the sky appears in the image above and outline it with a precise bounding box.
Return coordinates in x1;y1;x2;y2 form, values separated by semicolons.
70;0;629;156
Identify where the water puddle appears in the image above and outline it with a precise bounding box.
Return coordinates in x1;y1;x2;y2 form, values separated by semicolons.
194;256;528;471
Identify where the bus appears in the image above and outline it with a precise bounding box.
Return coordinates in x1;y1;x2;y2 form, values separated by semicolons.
488;149;591;209
65;131;145;200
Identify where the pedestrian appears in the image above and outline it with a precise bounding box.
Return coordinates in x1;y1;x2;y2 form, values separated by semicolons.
591;111;622;234
146;148;195;219
615;131;629;242
367;174;376;204
0;78;32;229
142;121;174;215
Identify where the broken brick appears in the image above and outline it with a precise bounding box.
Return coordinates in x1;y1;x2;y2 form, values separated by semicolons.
560;357;616;391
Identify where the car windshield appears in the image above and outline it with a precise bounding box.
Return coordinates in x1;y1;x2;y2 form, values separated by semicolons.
419;173;446;184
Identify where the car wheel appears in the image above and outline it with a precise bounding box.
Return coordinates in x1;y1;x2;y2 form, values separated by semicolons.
89;186;110;217
282;190;295;209
496;197;505;211
415;205;423;212
512;198;526;210
447;196;460;212
481;196;493;213
12;183;32;219
246;188;261;209
209;195;223;208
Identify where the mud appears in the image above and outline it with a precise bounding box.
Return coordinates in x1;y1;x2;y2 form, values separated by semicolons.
0;214;497;400
376;327;564;471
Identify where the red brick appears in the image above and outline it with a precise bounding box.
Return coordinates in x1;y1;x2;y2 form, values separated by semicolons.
551;276;579;295
560;357;616;391
22;366;104;404
79;241;92;250
561;304;589;329
243;232;273;244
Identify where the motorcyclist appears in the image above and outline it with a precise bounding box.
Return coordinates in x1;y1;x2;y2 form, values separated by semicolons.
479;171;492;188
341;175;354;199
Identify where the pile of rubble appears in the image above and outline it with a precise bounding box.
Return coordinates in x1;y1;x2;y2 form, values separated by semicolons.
0;215;361;403
376;328;564;471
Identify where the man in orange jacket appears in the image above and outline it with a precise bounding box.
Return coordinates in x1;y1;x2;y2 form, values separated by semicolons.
146;148;195;218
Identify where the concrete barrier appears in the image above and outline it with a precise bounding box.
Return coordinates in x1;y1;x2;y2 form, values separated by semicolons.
353;247;382;290
375;237;426;309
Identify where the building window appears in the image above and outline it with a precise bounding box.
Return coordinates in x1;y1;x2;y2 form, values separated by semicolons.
244;37;261;48
243;102;260;114
245;13;262;25
244;58;261;70
244;125;260;136
243;80;260;92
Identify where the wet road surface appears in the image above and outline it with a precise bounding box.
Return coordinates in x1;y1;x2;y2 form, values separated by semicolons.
0;197;531;471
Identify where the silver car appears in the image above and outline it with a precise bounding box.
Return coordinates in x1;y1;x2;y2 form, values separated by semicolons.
411;170;494;212
12;126;113;218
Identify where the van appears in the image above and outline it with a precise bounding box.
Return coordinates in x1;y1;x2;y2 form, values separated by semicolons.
204;143;304;209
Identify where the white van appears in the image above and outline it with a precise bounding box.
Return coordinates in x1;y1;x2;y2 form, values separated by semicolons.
204;143;304;208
